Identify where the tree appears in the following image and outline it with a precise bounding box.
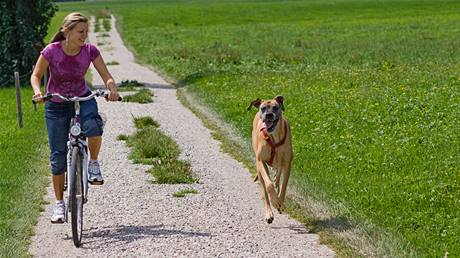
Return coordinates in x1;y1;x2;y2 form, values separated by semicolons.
0;0;57;86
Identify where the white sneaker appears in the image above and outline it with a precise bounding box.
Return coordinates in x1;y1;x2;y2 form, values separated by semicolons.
88;160;104;185
50;200;65;224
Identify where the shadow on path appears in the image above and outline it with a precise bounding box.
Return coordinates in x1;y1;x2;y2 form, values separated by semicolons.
270;224;310;234
143;82;175;90
64;224;211;249
271;216;353;235
93;82;174;90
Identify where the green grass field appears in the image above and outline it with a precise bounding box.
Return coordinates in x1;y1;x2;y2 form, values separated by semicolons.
115;1;460;256
0;87;49;257
7;0;459;256
102;1;459;256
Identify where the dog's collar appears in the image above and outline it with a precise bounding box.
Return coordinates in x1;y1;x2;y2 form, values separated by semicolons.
260;121;288;166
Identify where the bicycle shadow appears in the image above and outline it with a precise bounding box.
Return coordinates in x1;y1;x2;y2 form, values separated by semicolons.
71;224;211;249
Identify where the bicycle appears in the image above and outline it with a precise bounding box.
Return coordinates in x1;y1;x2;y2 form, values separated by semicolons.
33;90;121;247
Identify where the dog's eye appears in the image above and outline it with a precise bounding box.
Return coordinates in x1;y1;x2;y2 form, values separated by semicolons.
272;106;279;112
261;107;267;112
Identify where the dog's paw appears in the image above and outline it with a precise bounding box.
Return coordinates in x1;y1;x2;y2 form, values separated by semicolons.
265;210;274;224
266;216;274;224
277;204;285;214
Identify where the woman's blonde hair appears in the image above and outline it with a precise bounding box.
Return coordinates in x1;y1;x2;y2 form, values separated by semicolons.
50;12;88;43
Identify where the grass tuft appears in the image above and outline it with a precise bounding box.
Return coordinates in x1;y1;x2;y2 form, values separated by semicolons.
97;33;110;38
173;188;199;197
106;61;119;65
134;116;160;129
149;159;196;184
122;88;153;103
123;116;197;184
127;126;179;162
121;79;144;87
103;18;111;32
117;134;128;141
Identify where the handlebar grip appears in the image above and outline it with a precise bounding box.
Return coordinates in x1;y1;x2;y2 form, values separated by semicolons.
31;94;53;105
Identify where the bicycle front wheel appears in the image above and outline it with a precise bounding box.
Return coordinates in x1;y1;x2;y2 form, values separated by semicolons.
69;146;84;247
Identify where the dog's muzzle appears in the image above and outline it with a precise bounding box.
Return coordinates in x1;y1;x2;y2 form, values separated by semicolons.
262;114;279;133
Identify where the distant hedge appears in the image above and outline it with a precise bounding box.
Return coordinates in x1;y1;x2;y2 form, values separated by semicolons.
0;1;57;86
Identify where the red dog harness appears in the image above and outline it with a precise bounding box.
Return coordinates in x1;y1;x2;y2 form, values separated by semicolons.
260;122;288;166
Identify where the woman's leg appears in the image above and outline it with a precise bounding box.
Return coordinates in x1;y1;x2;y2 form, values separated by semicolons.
45;101;72;223
88;136;102;160
52;174;65;200
80;97;104;158
80;97;105;184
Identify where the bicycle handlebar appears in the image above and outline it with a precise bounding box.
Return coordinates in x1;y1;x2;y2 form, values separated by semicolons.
32;90;122;110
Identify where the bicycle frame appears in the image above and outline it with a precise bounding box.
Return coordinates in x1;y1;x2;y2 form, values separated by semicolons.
66;100;89;211
65;100;88;247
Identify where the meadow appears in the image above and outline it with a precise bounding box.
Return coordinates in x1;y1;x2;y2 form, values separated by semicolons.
0;87;48;257
11;0;460;256
111;1;460;256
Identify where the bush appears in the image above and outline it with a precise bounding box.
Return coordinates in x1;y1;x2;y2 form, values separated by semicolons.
0;1;57;86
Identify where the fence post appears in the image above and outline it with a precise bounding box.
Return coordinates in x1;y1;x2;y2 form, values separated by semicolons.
15;71;23;128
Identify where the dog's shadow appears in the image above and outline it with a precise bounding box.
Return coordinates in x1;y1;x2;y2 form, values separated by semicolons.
271;216;352;234
66;224;211;249
308;216;353;233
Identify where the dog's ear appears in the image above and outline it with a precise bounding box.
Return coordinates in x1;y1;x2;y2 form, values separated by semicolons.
247;98;262;111
275;95;285;111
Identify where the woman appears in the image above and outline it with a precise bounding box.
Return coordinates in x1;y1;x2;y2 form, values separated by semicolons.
30;12;120;223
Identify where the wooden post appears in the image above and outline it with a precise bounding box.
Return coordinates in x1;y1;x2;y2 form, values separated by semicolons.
15;71;23;128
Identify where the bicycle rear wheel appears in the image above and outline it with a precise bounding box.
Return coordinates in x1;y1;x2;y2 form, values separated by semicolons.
69;146;84;247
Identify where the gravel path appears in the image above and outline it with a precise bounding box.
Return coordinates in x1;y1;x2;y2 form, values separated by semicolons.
29;16;335;257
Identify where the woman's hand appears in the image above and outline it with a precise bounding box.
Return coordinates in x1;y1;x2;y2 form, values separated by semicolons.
107;90;120;101
32;91;44;103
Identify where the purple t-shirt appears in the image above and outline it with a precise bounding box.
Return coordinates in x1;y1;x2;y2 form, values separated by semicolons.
41;42;100;102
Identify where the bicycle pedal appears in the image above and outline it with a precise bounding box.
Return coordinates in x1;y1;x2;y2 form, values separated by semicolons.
50;219;65;224
89;180;104;185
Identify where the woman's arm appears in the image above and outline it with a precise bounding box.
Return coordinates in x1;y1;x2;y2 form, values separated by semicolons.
30;55;49;102
92;54;119;101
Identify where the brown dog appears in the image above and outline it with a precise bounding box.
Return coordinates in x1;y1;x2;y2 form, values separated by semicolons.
247;95;292;224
